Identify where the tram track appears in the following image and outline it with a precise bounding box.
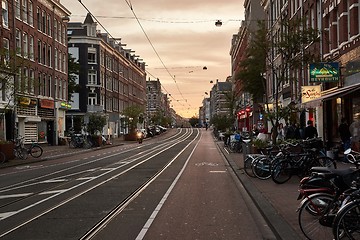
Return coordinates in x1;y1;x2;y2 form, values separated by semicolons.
0;128;199;239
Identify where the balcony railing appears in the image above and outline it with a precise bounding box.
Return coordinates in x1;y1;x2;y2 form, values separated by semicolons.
87;105;104;112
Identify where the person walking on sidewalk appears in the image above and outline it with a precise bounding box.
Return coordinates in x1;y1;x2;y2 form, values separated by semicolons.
304;120;318;139
339;117;351;151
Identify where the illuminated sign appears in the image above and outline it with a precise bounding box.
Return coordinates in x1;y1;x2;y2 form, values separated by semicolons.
309;62;339;82
40;99;54;109
301;85;321;103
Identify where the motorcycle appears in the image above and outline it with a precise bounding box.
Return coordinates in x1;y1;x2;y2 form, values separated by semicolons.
136;131;144;144
297;166;359;200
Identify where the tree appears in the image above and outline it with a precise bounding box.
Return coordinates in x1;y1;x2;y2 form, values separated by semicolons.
236;18;320;143
210;114;233;132
122;105;145;133
188;117;199;127
85;113;107;135
67;54;80;102
0;49;32;140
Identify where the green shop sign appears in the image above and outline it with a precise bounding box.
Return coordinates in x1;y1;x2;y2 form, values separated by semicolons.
309;62;339;82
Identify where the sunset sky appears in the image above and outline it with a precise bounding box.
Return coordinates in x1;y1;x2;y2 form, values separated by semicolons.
61;0;245;118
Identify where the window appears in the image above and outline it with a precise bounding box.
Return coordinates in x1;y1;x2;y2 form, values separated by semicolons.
37;40;41;63
28;1;33;26
54;49;58;69
42;43;46;65
62;52;66;72
42;10;46;33
15;0;20;19
22;68;28;93
62;79;66;100
54;20;57;40
3;38;9;66
88;70;97;85
47;45;51;67
88;48;96;63
62;24;66;44
23;32;28;58
2;0;8;28
47;76;51;97
16;29;21;55
88;93;97;105
58;51;62;71
29;35;34;60
29;69;34;94
22;0;28;23
58;21;61;41
47;14;51;37
37;7;40;31
54;78;58;98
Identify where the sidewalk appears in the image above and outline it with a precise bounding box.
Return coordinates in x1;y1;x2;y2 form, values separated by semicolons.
0;136;127;169
215;140;304;240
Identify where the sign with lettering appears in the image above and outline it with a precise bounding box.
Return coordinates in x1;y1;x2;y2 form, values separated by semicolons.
301;85;321;103
40;99;54;109
309;62;340;82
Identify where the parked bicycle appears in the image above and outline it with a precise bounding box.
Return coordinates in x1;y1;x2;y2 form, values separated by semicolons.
13;136;43;160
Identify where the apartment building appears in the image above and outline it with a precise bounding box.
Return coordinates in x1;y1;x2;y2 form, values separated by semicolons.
260;0;360;144
0;0;70;144
67;13;146;138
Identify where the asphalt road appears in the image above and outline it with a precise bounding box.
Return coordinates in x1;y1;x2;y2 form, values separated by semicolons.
0;128;279;240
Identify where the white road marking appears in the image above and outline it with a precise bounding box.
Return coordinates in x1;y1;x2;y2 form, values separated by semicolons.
0;211;18;220
41;179;67;183
0;193;32;199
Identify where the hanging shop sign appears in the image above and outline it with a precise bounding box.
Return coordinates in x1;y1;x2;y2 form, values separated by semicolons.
60;102;72;109
301;85;321;103
39;99;54;109
309;62;339;82
18;97;37;106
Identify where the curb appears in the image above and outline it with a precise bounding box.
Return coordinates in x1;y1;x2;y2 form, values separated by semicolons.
216;141;302;240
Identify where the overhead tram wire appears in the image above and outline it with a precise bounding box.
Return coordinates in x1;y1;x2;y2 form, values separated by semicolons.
145;70;187;110
123;0;192;111
78;0;199;115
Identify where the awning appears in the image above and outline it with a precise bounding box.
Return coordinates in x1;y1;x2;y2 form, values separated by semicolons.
302;82;360;108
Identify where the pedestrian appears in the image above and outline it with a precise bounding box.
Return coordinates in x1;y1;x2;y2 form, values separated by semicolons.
304;120;318;139
285;122;296;139
277;123;285;141
338;117;351;152
349;114;360;152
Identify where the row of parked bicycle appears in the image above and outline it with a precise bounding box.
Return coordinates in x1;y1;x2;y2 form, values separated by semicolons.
0;136;43;163
240;137;360;239
296;148;360;240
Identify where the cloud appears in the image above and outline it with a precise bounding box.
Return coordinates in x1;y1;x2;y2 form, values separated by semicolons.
62;0;244;117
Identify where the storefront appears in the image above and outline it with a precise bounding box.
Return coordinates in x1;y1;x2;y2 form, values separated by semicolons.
302;82;360;147
38;99;55;145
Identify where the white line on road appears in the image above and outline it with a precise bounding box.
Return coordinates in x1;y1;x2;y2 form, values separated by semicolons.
0;193;32;199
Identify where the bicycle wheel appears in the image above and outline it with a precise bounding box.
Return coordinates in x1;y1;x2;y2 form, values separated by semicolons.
298;193;334;240
30;145;43;158
332;200;360;240
14;147;29;160
0;152;6;163
252;156;272;180
316;156;337;169
243;155;258;178
271;159;292;184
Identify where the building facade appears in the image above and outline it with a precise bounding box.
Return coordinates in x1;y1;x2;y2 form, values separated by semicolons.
67;13;146;138
259;0;360;145
0;0;70;144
